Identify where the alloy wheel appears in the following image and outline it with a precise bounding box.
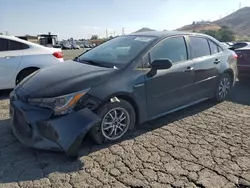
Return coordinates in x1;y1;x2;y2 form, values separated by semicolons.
218;76;231;99
101;107;130;140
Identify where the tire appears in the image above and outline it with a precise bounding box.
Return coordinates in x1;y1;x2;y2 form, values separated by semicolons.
16;69;38;85
89;99;136;145
214;73;232;102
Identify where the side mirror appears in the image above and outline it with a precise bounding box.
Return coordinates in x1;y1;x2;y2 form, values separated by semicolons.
151;59;172;70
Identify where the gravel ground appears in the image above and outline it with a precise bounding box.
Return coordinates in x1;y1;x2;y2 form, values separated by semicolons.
62;49;87;61
0;81;250;188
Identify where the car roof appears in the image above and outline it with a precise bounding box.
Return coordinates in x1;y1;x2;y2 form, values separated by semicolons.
237;44;250;50
0;35;61;52
0;35;47;49
128;30;205;38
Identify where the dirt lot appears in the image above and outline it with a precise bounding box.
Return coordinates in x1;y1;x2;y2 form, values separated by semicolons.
63;49;87;61
0;79;250;187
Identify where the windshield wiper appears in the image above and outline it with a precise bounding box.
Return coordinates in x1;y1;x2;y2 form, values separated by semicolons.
73;57;80;62
77;59;111;68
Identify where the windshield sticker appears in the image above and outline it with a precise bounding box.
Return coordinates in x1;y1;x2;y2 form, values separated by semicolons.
134;37;153;42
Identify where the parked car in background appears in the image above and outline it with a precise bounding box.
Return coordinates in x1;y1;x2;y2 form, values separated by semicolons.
71;44;80;50
52;44;62;49
221;42;231;48
235;44;250;81
61;43;72;50
232;42;250;50
0;35;63;90
226;42;234;46
9;31;237;157
84;44;90;48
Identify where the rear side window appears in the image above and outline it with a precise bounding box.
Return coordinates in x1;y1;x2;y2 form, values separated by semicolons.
189;36;210;58
9;40;29;50
150;36;188;63
218;46;223;52
208;40;219;54
0;38;9;51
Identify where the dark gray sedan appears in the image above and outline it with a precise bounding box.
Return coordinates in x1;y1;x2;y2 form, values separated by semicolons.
9;31;238;158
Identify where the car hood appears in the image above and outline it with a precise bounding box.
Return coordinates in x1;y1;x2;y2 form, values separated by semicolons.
19;60;115;98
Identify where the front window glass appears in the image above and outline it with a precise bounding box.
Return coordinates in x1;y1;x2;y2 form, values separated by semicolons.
150;37;188;63
77;35;156;68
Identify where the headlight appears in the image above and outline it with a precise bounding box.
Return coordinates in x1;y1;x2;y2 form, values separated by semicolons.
28;88;90;116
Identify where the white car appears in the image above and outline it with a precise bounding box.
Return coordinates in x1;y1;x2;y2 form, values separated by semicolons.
0;35;64;90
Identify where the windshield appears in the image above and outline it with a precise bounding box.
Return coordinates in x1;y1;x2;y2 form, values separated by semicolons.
77;35;156;67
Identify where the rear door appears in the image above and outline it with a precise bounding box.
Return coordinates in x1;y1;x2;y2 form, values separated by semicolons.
0;38;25;86
188;36;222;99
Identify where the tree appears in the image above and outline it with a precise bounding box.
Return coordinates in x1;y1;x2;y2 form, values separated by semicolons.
109;35;114;39
201;27;235;42
91;35;98;40
219;28;235;42
192;21;196;25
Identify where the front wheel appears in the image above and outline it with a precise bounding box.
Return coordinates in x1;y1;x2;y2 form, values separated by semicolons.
89;99;136;145
214;73;232;102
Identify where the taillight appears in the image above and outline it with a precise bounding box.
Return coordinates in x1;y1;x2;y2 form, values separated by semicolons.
53;51;63;59
233;54;238;60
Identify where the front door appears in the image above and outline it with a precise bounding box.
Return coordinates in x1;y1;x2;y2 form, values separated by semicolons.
0;38;22;87
144;36;196;118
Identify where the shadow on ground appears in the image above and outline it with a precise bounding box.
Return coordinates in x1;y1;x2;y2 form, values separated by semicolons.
0;89;12;100
227;81;250;106
0;80;250;184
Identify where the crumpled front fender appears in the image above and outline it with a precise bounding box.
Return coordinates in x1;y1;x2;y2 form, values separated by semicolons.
37;108;101;157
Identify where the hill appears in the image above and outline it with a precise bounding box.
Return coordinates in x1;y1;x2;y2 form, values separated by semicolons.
177;22;221;32
177;7;250;40
214;7;250;38
134;27;156;33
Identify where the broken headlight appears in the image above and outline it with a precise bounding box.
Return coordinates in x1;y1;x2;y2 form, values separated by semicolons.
28;88;90;116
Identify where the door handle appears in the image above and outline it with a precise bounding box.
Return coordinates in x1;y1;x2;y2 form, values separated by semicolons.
184;66;194;72
4;56;14;59
214;59;220;64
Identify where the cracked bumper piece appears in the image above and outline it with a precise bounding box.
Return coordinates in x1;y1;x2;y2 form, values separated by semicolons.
9;100;101;157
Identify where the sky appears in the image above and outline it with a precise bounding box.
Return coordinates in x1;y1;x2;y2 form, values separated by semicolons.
1;0;250;40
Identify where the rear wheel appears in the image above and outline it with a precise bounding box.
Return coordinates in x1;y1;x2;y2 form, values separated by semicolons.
214;73;232;102
89;99;136;145
16;68;38;85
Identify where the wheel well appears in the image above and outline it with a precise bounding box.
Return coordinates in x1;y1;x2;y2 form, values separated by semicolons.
102;95;140;125
16;67;40;83
224;69;234;81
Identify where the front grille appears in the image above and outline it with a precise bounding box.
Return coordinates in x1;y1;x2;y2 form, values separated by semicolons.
13;110;32;137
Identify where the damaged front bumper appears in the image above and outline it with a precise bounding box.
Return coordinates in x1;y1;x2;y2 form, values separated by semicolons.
9;94;101;157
